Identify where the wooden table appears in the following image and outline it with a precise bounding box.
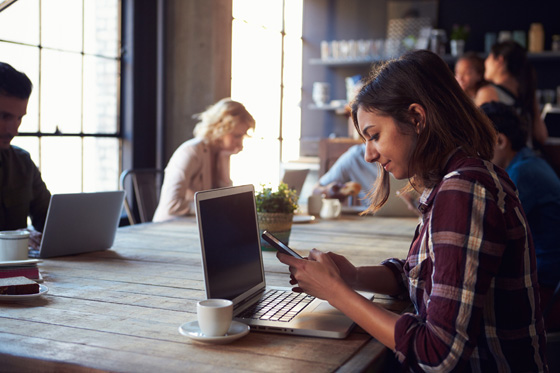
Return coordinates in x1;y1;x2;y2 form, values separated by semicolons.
0;214;418;372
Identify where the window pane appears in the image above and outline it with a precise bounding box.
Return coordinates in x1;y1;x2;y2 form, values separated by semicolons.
0;0;39;45
11;137;40;167
0;43;40;132
83;137;120;192
83;55;119;133
41;137;82;194
232;20;282;141
41;0;83;52
84;0;120;57
284;0;303;35
40;49;82;134
231;137;280;187
233;0;283;32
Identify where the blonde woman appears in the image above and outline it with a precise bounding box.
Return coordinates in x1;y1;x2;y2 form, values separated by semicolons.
153;98;255;222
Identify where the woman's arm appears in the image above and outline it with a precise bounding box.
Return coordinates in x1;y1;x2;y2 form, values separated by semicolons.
533;98;548;146
277;250;404;349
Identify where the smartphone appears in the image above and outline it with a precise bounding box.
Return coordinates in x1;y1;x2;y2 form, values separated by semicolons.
262;230;303;259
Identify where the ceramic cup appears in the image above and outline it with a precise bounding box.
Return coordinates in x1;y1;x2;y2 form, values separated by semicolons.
0;230;30;261
307;194;323;216
320;198;342;219
197;299;233;336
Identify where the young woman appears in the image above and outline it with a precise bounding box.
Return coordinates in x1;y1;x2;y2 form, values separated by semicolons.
277;50;548;372
454;51;487;100
475;40;548;147
153;98;255;222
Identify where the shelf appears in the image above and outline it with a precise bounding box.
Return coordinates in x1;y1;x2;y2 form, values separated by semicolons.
308;103;348;115
310;51;560;67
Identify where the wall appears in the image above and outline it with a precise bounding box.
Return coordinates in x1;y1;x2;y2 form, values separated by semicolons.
162;0;232;165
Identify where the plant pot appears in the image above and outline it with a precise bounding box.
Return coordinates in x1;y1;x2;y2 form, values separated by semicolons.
450;39;465;57
257;212;293;251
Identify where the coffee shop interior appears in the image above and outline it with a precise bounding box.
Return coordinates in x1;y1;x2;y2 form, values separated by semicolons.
2;0;560;371
1;0;560;223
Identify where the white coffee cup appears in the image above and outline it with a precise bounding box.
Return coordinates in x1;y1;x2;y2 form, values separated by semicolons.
197;299;233;336
320;198;342;219
0;230;30;261
307;194;323;216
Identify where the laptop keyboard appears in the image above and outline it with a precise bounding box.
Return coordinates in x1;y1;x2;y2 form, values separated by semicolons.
238;289;314;322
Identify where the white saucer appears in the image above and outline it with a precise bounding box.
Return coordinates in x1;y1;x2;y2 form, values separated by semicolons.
178;320;250;344
293;214;315;224
0;284;49;301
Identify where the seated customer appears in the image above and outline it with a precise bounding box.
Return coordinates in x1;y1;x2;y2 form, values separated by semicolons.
313;143;377;206
0;62;51;249
454;51;487;100
153;98;255;222
482;101;560;331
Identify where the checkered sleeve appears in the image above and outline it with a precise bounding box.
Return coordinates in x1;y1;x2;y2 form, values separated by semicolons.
394;175;509;372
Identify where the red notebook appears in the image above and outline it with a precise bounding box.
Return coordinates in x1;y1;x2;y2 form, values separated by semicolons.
0;266;40;280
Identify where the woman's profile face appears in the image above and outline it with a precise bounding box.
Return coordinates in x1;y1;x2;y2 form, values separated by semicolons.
218;122;250;154
455;59;481;93
484;53;500;82
357;108;416;180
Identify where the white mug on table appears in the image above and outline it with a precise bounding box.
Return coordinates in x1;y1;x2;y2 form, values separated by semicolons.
0;230;30;261
197;299;233;336
320;198;342;219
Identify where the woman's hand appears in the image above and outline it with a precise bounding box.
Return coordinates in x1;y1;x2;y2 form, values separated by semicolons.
276;248;350;301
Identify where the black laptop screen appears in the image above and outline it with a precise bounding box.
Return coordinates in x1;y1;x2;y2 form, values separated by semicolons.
198;190;264;300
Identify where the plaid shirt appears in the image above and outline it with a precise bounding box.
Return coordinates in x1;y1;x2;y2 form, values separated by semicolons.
383;151;548;372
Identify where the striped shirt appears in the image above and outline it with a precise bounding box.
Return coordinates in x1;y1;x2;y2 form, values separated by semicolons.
383;150;548;372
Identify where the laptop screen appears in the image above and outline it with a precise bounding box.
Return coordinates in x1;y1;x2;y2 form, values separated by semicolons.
197;188;264;300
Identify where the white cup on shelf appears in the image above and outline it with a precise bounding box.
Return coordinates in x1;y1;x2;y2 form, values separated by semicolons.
312;82;330;107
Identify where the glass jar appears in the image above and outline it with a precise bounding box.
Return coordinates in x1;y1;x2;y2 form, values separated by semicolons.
552;35;560;52
528;23;544;53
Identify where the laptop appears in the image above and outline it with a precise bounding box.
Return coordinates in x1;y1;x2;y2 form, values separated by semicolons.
341;175;420;217
281;169;309;198
29;191;125;259
374;175;421;217
195;184;370;338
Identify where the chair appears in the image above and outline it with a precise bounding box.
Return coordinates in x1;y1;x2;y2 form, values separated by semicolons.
120;169;164;225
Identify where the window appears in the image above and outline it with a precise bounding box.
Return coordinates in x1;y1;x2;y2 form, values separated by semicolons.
230;0;303;187
0;0;121;194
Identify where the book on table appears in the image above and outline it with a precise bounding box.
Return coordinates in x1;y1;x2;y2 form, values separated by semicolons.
0;259;43;282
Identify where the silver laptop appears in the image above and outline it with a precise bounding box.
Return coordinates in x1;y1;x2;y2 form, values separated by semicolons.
281;169;309;198
373;175;420;217
29;191;125;259
195;184;370;339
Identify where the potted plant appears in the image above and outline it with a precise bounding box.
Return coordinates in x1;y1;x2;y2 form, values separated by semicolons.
255;182;299;251
450;24;470;57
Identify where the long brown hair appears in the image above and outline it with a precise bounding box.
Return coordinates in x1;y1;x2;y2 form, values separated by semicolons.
351;49;496;213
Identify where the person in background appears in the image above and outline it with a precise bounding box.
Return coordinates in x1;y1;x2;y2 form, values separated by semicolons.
482;101;560;332
454;51;487;100
0;62;51;249
313;143;375;205
153;98;255;222
475;40;548;147
278;50;548;371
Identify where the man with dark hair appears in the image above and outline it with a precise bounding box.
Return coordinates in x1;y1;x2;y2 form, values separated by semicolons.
482;101;560;331
0;62;51;249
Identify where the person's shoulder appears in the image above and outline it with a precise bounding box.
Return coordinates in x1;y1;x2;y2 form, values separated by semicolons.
444;154;505;189
474;84;498;105
8;145;34;163
173;138;207;155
